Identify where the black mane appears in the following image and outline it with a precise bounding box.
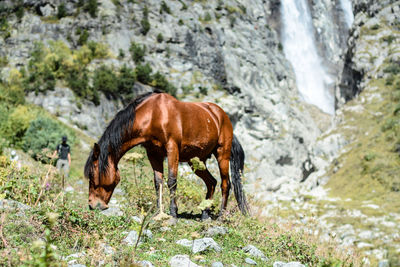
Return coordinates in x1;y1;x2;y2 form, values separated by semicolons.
84;90;162;179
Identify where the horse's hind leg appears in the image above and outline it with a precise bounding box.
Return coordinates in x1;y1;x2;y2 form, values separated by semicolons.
215;147;231;216
188;161;217;220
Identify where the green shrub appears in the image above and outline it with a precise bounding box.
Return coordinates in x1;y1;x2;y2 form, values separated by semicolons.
178;19;184;26
151;72;176;96
129;42;146;64
87;41;109;59
77;29;89;46
23;116;75;162
384;63;400;75
92;65;118;98
15;3;24;21
141;18;150;35
118;65;136;95
135;63;152;84
118;48;125;59
160;1;171;14
203;12;212;22
0;105;36;147
157;33;163;43
199;86;208;95
57;3;67;19
84;0;98;18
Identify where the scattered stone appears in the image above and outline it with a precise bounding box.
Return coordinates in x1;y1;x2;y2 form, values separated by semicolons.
378;260;389;267
242;245;268;261
192;238;222;253
160;226;171;232
132;216;142;223
212;262;224;267
65;186;74;193
101;206;123;217
169;255;199;267
176;238;193;248
206;226;228;237
0;199;31;213
68;264;86;267
64;252;86;261
122;230;140;246
100;243;114;255
137;260;154;267
245;258;257;265
273;262;305;267
143;229;153;239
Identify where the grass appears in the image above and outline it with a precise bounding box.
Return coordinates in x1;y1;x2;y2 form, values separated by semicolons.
0;124;361;266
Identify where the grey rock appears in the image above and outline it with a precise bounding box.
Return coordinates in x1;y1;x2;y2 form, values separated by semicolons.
378;260;389;267
242;245;268;261
273;262;305;267
245;258;257;265
192;237;222;253
206;226;228;237
169;255;199;267
176;238;193;248
100;243;114;255
101;206;123;217
212;262;224;267
122;230;140;246
143;229;153;239
137;260;155;267
0;199;31;212
132;216;142;223
160;226;171;232
40;4;55;17
68;264;86;267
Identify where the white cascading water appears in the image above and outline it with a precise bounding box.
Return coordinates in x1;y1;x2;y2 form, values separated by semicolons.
281;0;334;114
339;0;354;28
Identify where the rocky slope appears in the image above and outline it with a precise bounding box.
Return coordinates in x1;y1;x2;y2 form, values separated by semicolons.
0;0;350;187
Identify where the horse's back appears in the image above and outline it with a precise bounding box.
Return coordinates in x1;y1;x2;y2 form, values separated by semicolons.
136;93;233;161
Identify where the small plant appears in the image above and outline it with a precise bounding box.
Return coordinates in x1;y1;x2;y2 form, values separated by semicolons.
156;33;163;43
84;0;98;18
135;63;152;84
371;24;380;30
15;3;24;21
130;42;146;64
92;65;118;98
77;29;89;46
160;1;171;14
118;48;125;59
57;3;67;19
141;6;150;35
199;86;208;95
178;19;184;26
203;12;212;22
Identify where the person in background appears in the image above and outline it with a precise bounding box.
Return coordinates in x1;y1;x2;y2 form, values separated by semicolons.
52;136;71;178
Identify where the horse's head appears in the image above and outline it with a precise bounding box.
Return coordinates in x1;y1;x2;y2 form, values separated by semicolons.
84;143;120;211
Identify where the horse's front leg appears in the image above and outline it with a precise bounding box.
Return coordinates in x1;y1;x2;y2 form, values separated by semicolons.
147;152;170;220
167;142;179;218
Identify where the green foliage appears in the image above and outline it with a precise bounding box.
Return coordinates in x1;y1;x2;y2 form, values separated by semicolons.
199;86;208;95
77;29;89;46
157;33;164;43
141;17;151;35
92;65;118;99
135;63;153;84
117;65;136;96
57;3;67;19
84;0;98;18
160;1;171;14
130;42;146;64
384;63;400;75
0;55;8;67
203;12;212;22
151;72;177;96
23;116;75;162
181;84;194;95
371;24;380;30
118;48;125;59
15;3;24;21
178;19;184;26
0;105;36;147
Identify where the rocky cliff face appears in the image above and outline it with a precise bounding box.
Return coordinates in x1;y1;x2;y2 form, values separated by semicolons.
1;0;346;187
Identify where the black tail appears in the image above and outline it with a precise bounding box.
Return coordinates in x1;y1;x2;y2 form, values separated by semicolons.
230;134;249;215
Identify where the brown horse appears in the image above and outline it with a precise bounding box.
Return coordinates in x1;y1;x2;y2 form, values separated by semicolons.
84;90;248;219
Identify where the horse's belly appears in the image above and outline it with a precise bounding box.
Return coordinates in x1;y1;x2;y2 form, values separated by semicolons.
179;142;216;162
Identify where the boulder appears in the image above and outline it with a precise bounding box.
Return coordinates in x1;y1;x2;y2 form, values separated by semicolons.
242;245;268;261
169;255;199;267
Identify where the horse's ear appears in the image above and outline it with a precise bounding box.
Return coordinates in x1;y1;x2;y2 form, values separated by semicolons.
93;143;100;160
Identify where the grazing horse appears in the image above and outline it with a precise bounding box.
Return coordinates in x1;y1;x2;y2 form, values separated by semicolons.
84;90;248;219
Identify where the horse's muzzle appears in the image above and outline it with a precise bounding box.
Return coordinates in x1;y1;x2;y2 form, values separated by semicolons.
88;202;108;211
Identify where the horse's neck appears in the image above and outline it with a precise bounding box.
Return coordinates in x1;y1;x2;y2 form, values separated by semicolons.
116;136;146;162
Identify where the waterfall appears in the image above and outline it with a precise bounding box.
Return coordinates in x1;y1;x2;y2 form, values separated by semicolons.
280;0;334;114
339;0;354;28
